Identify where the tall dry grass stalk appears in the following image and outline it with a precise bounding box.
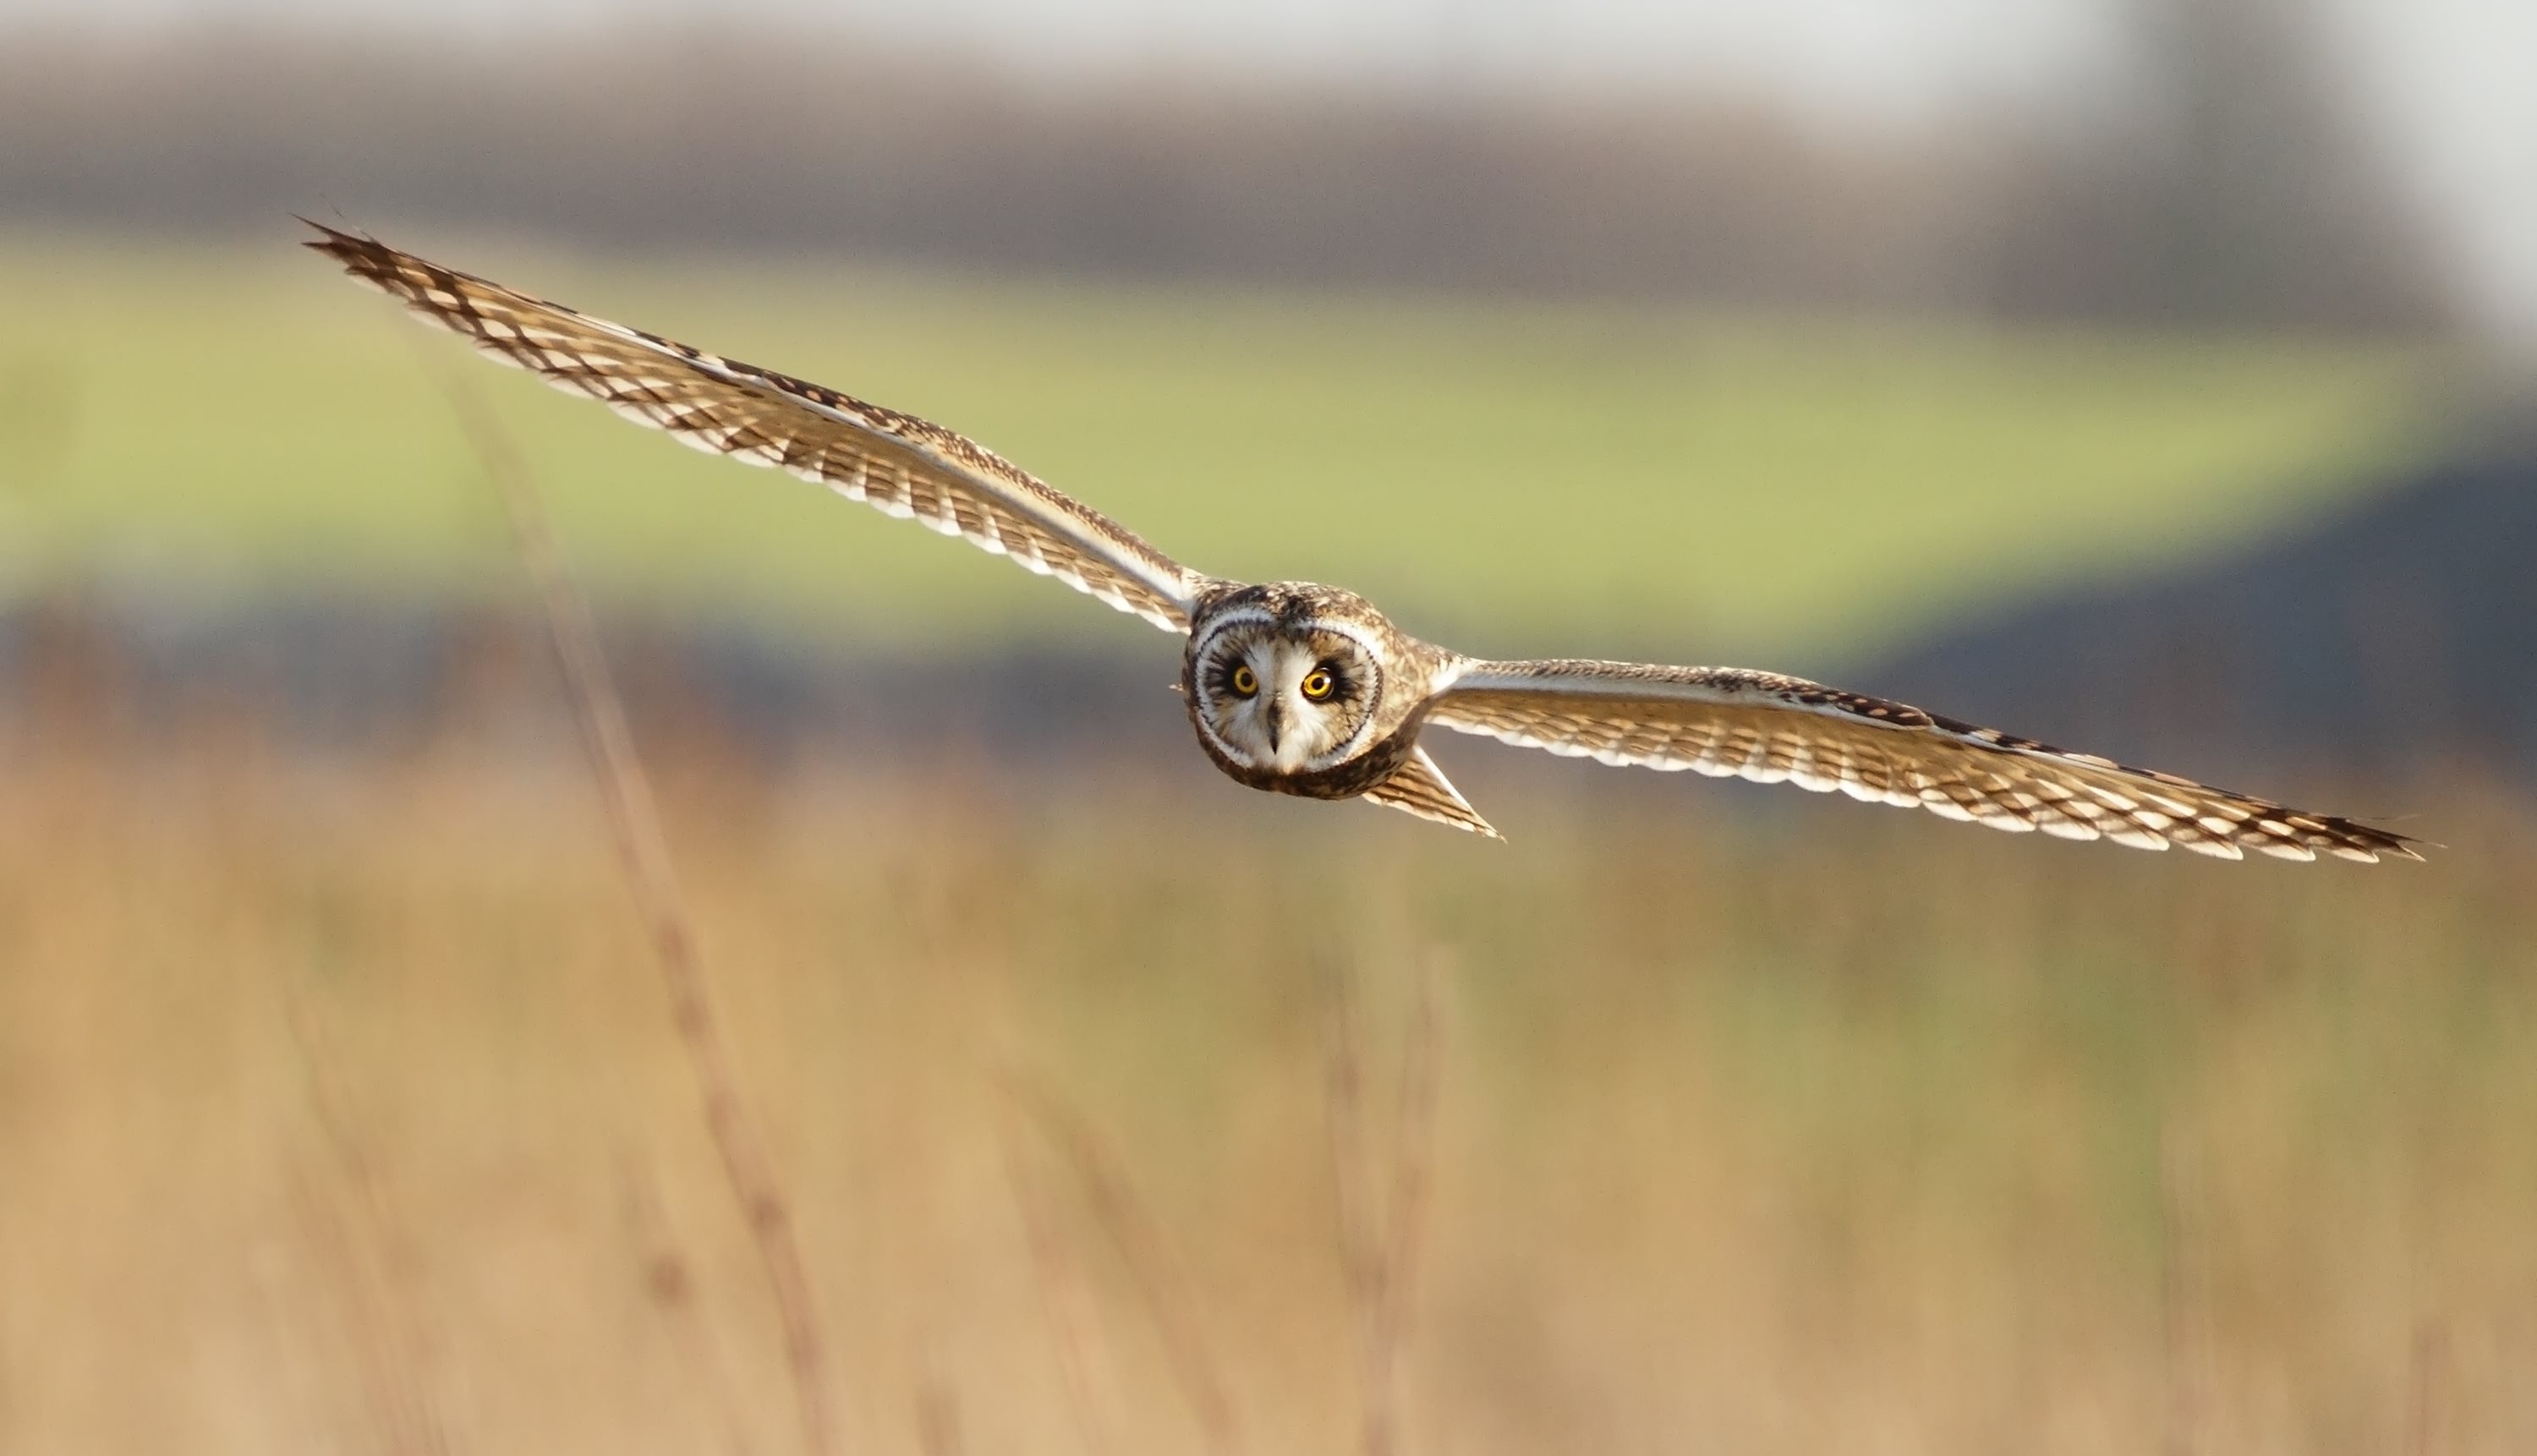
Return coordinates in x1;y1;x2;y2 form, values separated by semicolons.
617;1154;762;1456
286;993;456;1456
434;371;835;1456
1324;952;1445;1456
1002;1069;1243;1453
1000;1121;1125;1454
911;1371;966;1456
2158;1110;2212;1456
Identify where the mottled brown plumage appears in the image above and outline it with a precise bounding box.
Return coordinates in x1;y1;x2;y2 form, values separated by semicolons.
307;222;2424;862
1179;581;1450;802
1422;663;2419;861
302;221;1203;630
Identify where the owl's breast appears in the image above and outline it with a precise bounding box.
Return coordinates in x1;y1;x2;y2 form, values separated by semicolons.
1185;709;1424;802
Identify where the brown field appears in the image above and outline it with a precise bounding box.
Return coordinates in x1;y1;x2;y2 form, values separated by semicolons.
3;694;2532;1456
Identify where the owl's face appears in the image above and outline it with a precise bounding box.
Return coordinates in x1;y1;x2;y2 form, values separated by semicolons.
1189;616;1386;776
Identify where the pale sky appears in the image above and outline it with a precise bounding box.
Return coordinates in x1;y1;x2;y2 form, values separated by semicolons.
19;0;2537;338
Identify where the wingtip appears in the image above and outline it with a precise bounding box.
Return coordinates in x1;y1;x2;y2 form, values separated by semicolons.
295;215;387;266
294;213;353;245
297;218;364;268
2350;821;2434;864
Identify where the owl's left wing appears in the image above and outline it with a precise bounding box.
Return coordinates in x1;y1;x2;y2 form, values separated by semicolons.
1362;746;1500;839
303;222;1208;632
1422;660;2422;862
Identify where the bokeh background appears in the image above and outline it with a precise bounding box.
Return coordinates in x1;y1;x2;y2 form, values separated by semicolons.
3;1;2534;1451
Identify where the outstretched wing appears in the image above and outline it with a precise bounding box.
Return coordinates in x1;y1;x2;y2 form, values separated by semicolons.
303;222;1209;632
1423;660;2421;862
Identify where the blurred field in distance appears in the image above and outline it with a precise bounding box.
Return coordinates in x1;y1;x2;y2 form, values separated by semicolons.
0;233;2437;663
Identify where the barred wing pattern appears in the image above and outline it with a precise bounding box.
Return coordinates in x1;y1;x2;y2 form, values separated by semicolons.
304;223;1207;632
1425;661;2420;862
1362;747;1500;839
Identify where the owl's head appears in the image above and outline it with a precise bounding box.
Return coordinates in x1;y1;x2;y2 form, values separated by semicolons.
1186;588;1390;777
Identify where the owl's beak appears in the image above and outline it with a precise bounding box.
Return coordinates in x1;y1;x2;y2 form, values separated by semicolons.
1263;698;1285;753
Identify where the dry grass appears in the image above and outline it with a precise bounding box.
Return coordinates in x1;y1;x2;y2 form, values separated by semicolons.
440;361;833;1456
1323;950;1444;1456
2;714;2534;1454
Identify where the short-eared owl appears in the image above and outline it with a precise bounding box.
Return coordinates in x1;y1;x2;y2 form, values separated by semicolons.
307;223;2419;862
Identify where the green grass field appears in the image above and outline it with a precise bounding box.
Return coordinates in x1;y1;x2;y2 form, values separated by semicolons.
0;232;2436;662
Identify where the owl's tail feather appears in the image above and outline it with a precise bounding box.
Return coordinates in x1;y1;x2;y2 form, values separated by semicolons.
1362;747;1501;839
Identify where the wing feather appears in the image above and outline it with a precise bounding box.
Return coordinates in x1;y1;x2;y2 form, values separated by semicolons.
1424;660;2422;863
303;222;1208;632
1362;747;1500;839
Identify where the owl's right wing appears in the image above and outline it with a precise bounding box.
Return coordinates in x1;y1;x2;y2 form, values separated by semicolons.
1422;659;2422;862
304;222;1211;632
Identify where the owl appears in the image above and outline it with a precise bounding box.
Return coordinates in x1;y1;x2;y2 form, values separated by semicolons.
306;223;2419;863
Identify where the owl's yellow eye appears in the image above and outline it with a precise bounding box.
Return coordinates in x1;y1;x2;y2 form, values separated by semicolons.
1301;669;1336;701
1230;664;1258;697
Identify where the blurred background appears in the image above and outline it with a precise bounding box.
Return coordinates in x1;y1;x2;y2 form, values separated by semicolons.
3;0;2534;1451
